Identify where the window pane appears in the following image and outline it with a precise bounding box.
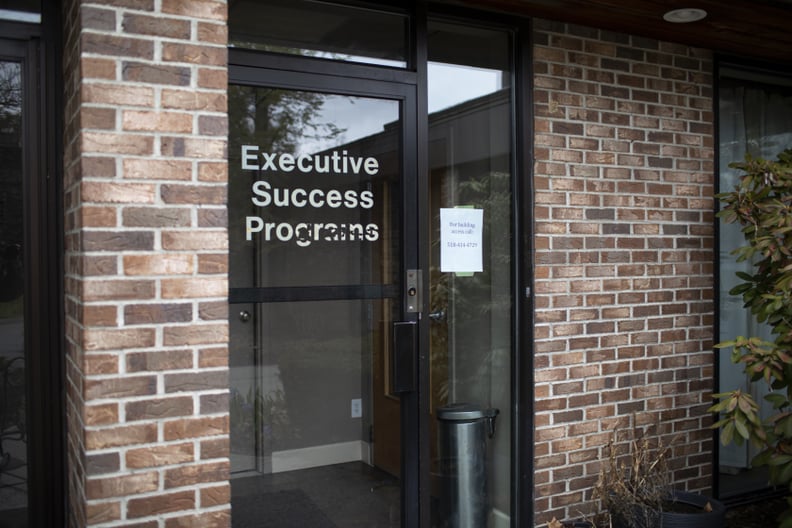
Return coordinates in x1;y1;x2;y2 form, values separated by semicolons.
228;86;403;526
0;59;27;525
718;74;792;497
427;20;513;528
229;0;407;68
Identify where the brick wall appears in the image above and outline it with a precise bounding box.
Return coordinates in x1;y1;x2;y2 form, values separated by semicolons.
531;20;716;525
62;0;230;526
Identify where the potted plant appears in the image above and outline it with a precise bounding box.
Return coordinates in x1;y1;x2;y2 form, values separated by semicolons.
593;423;725;528
709;149;792;527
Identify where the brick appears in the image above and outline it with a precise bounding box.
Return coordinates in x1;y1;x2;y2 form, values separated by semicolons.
126;442;195;468
200;484;230;508
198;347;227;368
161;0;227;21
125;303;193;325
164;510;231;528
161;278;227;298
80;156;117;178
200;437;229;460
122;207;192;228
126;349;194;372
86;501;121;524
85;375;157;400
81;57;117;80
124;254;194;275
197;161;228;182
122;13;191;39
86;471;158;500
82;255;119;276
85;423;158;450
165;370;228;393
197;208;227;228
197;21;228;44
197;67;227;90
122;110;192;132
82;279;156;301
82;305;118;327
197;301;225;322
82;83;155;107
83;182;157;205
84;353;119;375
85;452;121;476
124;159;193;181
82;206;117;228
164;460;230;489
85;403;119;426
82;131;154;156
82;33;154;59
82;231;155;252
197;254;228;274
199;392;228;414
162;43;226;66
127;490;195;518
81;6;116;31
164;416;228;442
82;107;116;130
161;184;227;205
126;396;194;421
161;89;227;112
83;327;157;351
198;115;228;136
160;137;227;159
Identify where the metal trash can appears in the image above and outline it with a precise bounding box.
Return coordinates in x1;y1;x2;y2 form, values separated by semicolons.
437;403;499;528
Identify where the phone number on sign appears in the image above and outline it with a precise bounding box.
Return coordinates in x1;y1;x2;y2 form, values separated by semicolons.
446;242;479;248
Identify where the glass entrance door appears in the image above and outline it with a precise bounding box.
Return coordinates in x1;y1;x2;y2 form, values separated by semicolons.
228;77;415;527
227;14;516;528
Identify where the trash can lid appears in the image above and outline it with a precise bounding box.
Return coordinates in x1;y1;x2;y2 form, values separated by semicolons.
436;403;499;421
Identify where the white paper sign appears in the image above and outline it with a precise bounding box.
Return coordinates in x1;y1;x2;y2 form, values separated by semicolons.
440;208;483;273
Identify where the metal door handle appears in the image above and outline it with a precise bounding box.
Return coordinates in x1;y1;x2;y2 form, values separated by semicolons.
392;321;417;393
428;309;445;321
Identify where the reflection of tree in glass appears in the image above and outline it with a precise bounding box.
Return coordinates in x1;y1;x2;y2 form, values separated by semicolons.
430;170;511;405
430;170;511;322
229;86;344;155
0;62;23;309
0;62;22;130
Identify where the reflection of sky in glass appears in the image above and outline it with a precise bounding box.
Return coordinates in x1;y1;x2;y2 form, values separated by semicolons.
297;63;503;155
311;51;406;69
429;62;503;113
298;95;399;155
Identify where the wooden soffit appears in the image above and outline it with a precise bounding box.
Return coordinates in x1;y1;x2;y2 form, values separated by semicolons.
437;0;792;66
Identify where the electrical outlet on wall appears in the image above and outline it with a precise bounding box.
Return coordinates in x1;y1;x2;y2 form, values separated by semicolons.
351;398;362;418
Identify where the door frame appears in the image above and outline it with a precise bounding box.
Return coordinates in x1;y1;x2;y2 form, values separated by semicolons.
1;9;65;526
228;48;425;526
227;5;535;526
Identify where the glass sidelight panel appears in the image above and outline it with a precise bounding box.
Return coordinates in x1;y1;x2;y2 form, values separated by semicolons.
0;58;27;526
228;85;404;526
427;21;513;528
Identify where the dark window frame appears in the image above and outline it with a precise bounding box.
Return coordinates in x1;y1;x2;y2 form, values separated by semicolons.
0;0;65;524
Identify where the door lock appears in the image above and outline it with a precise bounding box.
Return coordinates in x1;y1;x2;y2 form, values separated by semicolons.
405;269;422;313
239;310;251;323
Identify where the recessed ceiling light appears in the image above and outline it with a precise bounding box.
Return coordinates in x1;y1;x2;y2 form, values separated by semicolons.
663;8;708;23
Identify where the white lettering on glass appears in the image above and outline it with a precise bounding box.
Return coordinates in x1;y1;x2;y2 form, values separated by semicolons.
240;145;380;175
241;144;381;247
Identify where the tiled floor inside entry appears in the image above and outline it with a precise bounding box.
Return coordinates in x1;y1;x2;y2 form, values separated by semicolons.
231;462;400;528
